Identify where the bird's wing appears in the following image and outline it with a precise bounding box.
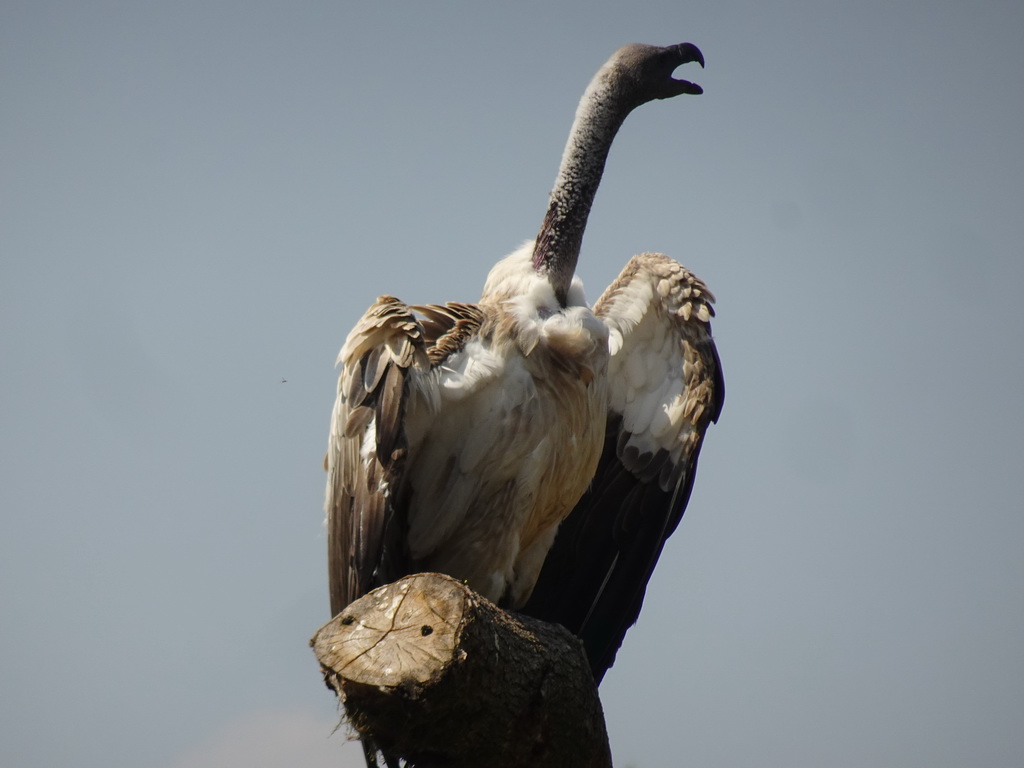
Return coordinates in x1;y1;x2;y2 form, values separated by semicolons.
325;296;484;617
524;253;724;682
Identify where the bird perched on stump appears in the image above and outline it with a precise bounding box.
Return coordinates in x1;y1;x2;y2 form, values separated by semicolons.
325;40;723;768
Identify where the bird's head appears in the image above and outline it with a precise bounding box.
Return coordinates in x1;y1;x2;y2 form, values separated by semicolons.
601;42;705;108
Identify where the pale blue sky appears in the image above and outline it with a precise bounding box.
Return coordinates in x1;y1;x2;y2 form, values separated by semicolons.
3;2;1023;766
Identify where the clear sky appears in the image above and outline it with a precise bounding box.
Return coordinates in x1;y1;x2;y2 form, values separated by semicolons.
3;2;1023;766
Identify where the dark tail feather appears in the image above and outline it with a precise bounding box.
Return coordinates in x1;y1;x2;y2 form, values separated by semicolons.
361;737;404;768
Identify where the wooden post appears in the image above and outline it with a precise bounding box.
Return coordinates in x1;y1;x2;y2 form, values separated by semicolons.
311;572;612;768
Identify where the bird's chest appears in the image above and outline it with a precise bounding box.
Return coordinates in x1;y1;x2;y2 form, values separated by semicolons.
410;317;610;465
512;316;611;511
521;332;609;446
400;315;609;601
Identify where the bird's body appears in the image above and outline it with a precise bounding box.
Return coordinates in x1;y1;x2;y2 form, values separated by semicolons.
325;41;722;765
330;245;610;610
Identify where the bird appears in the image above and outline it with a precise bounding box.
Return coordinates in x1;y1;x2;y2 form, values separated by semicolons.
325;41;723;764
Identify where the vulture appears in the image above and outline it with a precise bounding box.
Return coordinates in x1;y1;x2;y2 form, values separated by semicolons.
325;41;723;766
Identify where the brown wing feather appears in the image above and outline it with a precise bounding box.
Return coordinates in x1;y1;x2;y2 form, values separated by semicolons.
411;302;487;365
524;253;723;682
325;298;484;617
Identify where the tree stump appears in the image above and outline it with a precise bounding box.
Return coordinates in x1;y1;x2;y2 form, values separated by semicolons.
310;572;612;768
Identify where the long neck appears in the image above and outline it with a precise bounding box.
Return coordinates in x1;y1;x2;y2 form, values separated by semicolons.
533;66;637;306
